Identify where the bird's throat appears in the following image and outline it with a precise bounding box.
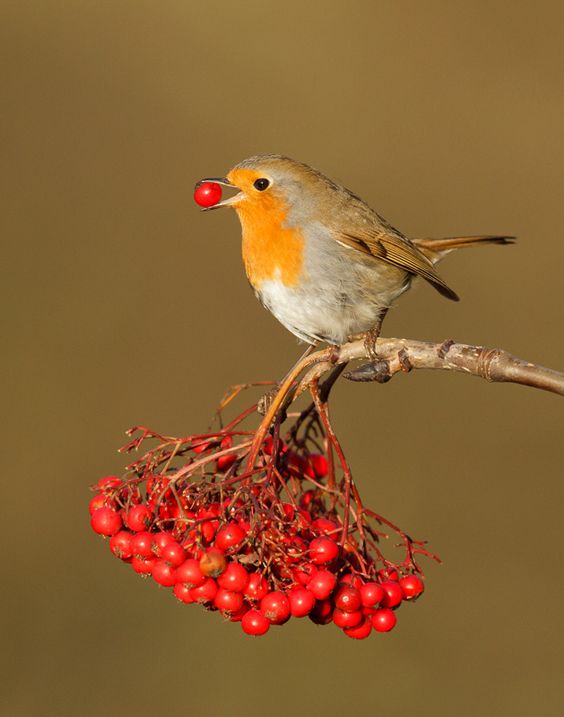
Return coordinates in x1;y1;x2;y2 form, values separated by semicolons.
236;199;304;288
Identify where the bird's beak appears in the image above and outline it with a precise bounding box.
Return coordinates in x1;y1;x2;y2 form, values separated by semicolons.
195;177;243;211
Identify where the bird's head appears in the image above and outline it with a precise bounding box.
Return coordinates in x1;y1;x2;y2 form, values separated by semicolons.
197;155;335;228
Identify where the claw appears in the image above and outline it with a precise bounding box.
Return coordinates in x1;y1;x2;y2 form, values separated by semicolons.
362;309;389;361
363;328;380;361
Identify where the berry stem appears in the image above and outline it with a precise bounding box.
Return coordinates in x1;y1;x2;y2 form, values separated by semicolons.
244;347;332;471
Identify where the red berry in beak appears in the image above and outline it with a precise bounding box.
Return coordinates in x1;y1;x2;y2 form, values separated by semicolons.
194;181;222;208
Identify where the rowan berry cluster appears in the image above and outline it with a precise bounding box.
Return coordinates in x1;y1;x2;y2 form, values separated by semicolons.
89;388;434;639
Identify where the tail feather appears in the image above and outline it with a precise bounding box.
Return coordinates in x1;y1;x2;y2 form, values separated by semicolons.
415;235;515;255
410;235;514;300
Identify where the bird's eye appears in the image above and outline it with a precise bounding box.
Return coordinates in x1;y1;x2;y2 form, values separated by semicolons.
253;178;270;191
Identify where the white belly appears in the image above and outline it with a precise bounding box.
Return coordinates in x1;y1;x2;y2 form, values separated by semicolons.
255;274;405;344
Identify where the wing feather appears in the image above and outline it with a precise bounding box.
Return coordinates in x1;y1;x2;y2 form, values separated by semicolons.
337;230;459;301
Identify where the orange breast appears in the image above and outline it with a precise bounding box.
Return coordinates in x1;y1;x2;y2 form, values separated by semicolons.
235;195;304;288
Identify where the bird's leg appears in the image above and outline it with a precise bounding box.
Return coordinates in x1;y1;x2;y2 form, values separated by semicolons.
344;309;391;382
363;309;388;361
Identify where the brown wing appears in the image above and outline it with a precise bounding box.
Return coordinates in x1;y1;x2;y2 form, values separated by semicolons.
337;229;460;301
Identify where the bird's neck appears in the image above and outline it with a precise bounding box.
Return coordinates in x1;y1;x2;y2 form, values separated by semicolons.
236;201;304;288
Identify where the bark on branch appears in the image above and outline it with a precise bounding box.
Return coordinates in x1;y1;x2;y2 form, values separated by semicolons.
246;337;562;469
299;338;564;396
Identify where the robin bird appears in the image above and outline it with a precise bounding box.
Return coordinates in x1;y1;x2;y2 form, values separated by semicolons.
197;155;513;348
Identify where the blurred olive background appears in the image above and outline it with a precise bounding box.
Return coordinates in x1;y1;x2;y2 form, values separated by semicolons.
2;1;563;716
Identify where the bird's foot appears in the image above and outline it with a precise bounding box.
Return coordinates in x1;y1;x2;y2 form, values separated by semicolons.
363;327;381;361
344;319;389;382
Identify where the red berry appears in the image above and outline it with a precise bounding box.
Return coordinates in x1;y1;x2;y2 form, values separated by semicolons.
189;577;218;604
371;608;397;632
223;497;244;516
309;599;334;625
310;518;339;536
307;569;337;600
296;508;312;529
200;520;217;544
173;583;194;603
380;581;403;609
131;556;156;575
309;537;339;565
217;562;249;592
125;504;153;532
309;454;329;478
399;575;425;600
148;477;173;502
194;181;222;208
199;548;227;578
91;507;122;536
198;502;221;519
151;559;177;587
287;451;313;478
360;581;385;608
343;617;372;639
378;567;399;582
237;519;251;535
333;608;363;628
215;522;246;551
281;502;295;520
151;531;174;556
242;609;270;636
300;490;316;509
160;541;186;567
260;591;291;624
217;453;237;472
288;588;316;618
334;585;362;613
96;475;122;490
109;530;133;560
262;435;274;455
214;588;244;614
176;558;206;588
192;440;211;454
160;502;181;521
131;531;153;558
226;603;250;622
282;536;307;563
292;562;316;586
339;573;363;589
244;573;269;601
88;493;109;515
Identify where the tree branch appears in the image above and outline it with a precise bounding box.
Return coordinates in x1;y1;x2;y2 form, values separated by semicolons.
298;338;564;396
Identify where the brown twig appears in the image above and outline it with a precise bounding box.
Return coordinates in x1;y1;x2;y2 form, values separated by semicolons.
244;347;333;470
298;338;564;396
